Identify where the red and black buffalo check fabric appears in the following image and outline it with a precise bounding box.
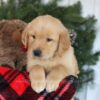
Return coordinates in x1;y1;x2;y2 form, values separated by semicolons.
0;66;78;100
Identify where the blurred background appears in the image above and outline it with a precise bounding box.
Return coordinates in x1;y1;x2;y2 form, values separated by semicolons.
0;0;100;100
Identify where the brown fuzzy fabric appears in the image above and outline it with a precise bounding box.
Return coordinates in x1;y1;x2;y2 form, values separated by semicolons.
0;19;27;69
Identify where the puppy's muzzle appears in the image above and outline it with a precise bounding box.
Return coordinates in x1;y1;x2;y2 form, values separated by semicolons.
33;49;42;57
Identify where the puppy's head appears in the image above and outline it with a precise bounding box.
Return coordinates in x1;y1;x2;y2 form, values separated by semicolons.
22;15;71;59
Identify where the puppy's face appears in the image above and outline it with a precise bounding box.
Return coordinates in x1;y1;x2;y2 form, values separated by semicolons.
28;28;59;59
22;15;71;60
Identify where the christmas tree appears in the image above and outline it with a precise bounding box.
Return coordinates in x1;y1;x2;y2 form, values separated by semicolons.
0;0;100;91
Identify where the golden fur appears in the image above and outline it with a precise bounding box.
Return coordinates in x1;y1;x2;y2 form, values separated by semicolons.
22;15;79;93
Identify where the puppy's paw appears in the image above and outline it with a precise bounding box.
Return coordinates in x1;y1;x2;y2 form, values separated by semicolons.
46;74;62;92
31;77;46;93
29;69;46;93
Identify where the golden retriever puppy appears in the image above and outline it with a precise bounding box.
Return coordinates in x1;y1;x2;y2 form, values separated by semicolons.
22;15;79;93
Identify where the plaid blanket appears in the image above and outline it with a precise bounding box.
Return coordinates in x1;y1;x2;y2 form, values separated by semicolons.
0;66;78;100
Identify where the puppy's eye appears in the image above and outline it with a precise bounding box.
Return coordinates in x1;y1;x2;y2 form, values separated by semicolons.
47;38;53;42
32;35;36;39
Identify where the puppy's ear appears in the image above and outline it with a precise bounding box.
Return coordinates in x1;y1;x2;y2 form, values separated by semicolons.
57;30;71;56
12;29;22;44
21;29;28;48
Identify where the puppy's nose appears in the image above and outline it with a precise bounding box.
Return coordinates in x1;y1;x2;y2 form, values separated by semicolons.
33;49;42;57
